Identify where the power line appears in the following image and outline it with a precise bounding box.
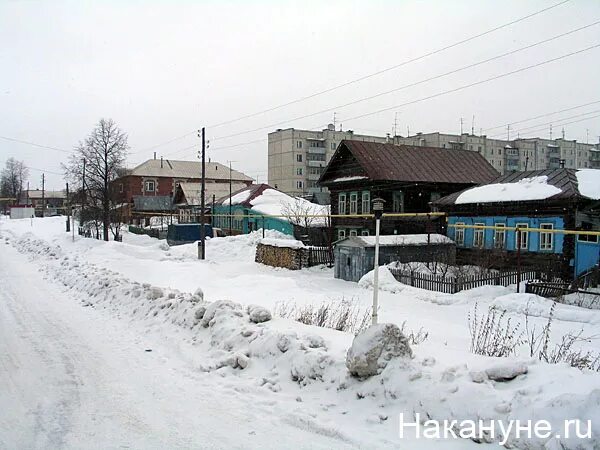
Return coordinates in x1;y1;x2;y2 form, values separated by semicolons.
0;135;72;153
508;112;600;139
130;0;570;155
210;20;600;143
481;100;600;133
205;0;570;130
489;109;600;138
129;131;197;155
339;43;600;125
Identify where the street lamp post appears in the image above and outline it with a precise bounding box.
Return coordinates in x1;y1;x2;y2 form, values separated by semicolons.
371;197;385;325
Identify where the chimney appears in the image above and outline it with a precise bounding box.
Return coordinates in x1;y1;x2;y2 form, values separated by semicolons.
154;152;156;160
161;156;163;168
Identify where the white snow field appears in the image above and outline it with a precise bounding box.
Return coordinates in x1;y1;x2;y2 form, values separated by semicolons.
1;216;599;449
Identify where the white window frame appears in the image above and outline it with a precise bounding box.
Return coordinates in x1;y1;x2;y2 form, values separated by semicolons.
296;140;302;149
338;229;346;240
296;154;303;162
361;230;370;236
349;229;358;237
296;180;303;189
516;223;529;250
145;180;156;192
494;223;505;249
454;222;465;246
540;223;554;251
473;222;485;248
361;191;370;214
296;167;303;176
349;193;358;215
338;193;346;215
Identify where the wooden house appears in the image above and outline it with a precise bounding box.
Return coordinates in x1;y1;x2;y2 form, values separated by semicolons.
172;181;247;224
434;168;600;280
317;140;498;239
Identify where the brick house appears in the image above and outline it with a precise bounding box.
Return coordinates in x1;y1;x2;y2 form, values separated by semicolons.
114;158;254;205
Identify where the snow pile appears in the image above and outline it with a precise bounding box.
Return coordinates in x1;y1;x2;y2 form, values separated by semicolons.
330;176;368;183
456;175;562;204
576;169;600;200
358;267;405;294
250;189;329;226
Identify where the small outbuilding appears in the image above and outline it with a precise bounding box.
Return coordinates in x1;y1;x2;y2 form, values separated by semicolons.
334;234;455;282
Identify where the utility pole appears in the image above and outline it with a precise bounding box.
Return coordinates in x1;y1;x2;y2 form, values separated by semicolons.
228;161;233;235
471;115;475;135
460;117;464;135
82;158;86;223
199;127;206;260
507;124;511;141
41;173;45;218
66;182;70;232
393;112;398;137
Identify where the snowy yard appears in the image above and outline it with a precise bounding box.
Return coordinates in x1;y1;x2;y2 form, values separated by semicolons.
1;216;599;449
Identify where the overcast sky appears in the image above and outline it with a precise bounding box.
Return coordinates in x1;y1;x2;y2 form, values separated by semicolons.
1;0;599;190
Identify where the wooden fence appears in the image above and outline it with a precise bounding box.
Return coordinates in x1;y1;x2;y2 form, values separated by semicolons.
306;246;334;267
387;267;539;294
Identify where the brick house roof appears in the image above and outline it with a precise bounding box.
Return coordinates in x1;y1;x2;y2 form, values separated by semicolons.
126;159;253;182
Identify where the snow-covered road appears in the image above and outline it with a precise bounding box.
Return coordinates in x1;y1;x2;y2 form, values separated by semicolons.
0;243;350;449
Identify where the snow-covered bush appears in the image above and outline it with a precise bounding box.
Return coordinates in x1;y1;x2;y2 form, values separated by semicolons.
468;303;523;357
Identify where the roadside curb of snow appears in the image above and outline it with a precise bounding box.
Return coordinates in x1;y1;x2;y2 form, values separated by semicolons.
4;230;600;449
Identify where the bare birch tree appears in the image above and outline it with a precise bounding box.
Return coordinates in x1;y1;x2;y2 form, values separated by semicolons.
0;158;29;203
63;119;128;241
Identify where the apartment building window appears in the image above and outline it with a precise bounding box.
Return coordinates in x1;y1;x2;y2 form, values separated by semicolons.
338;229;346;240
540;223;554;251
296;141;303;149
392;191;404;213
349;193;358;215
494;223;506;249
478;146;482;152
454;222;465;246
296;154;303;162
296;180;304;190
338;193;347;215
296;167;303;176
145;180;156;192
331;142;336;150
516;223;529;250
361;191;370;214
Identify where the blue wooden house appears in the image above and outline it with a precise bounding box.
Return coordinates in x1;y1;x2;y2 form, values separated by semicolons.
434;169;600;280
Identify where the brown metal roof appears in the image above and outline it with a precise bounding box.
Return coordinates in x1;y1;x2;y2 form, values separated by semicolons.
321;140;498;185
434;168;584;206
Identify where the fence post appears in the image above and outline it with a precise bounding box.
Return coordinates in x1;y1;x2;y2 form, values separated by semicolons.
410;271;414;287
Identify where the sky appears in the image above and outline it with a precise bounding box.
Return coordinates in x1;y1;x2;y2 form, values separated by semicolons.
1;0;600;190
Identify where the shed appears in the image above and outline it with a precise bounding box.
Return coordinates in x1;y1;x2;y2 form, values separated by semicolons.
334;234;455;282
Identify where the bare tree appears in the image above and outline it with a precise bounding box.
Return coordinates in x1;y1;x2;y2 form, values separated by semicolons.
63;119;128;241
281;197;319;229
0;158;29;203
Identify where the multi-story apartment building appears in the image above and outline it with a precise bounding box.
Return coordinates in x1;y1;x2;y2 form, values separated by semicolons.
268;125;388;197
268;127;600;197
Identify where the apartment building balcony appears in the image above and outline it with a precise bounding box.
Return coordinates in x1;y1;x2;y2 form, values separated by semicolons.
307;147;326;155
308;160;326;167
307;172;321;181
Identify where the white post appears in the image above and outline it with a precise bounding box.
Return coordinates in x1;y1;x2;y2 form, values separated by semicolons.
372;217;381;325
71;207;75;242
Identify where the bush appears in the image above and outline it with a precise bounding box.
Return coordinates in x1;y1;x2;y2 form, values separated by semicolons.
468;303;523;357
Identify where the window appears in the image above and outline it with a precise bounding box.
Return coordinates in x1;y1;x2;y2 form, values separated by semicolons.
455;222;465;246
577;222;598;243
145;180;156;192
296;154;303;162
296;141;303;149
306;153;326;161
361;230;370;236
349;229;358;237
119;183;123;193
338;193;346;215
392;191;404;213
494;223;505;249
473;222;485;248
331;142;336;150
338;229;346;240
361;191;370;214
478;146;482;152
296;167;303;176
349;193;358;215
296;180;303;189
540;223;554;251
516;223;529;250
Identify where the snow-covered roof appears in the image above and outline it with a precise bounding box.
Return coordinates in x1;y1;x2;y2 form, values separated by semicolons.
576;169;600;200
174;182;248;206
219;184;330;227
455;175;562;204
339;234;454;247
127;159;254;182
330;175;368;183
